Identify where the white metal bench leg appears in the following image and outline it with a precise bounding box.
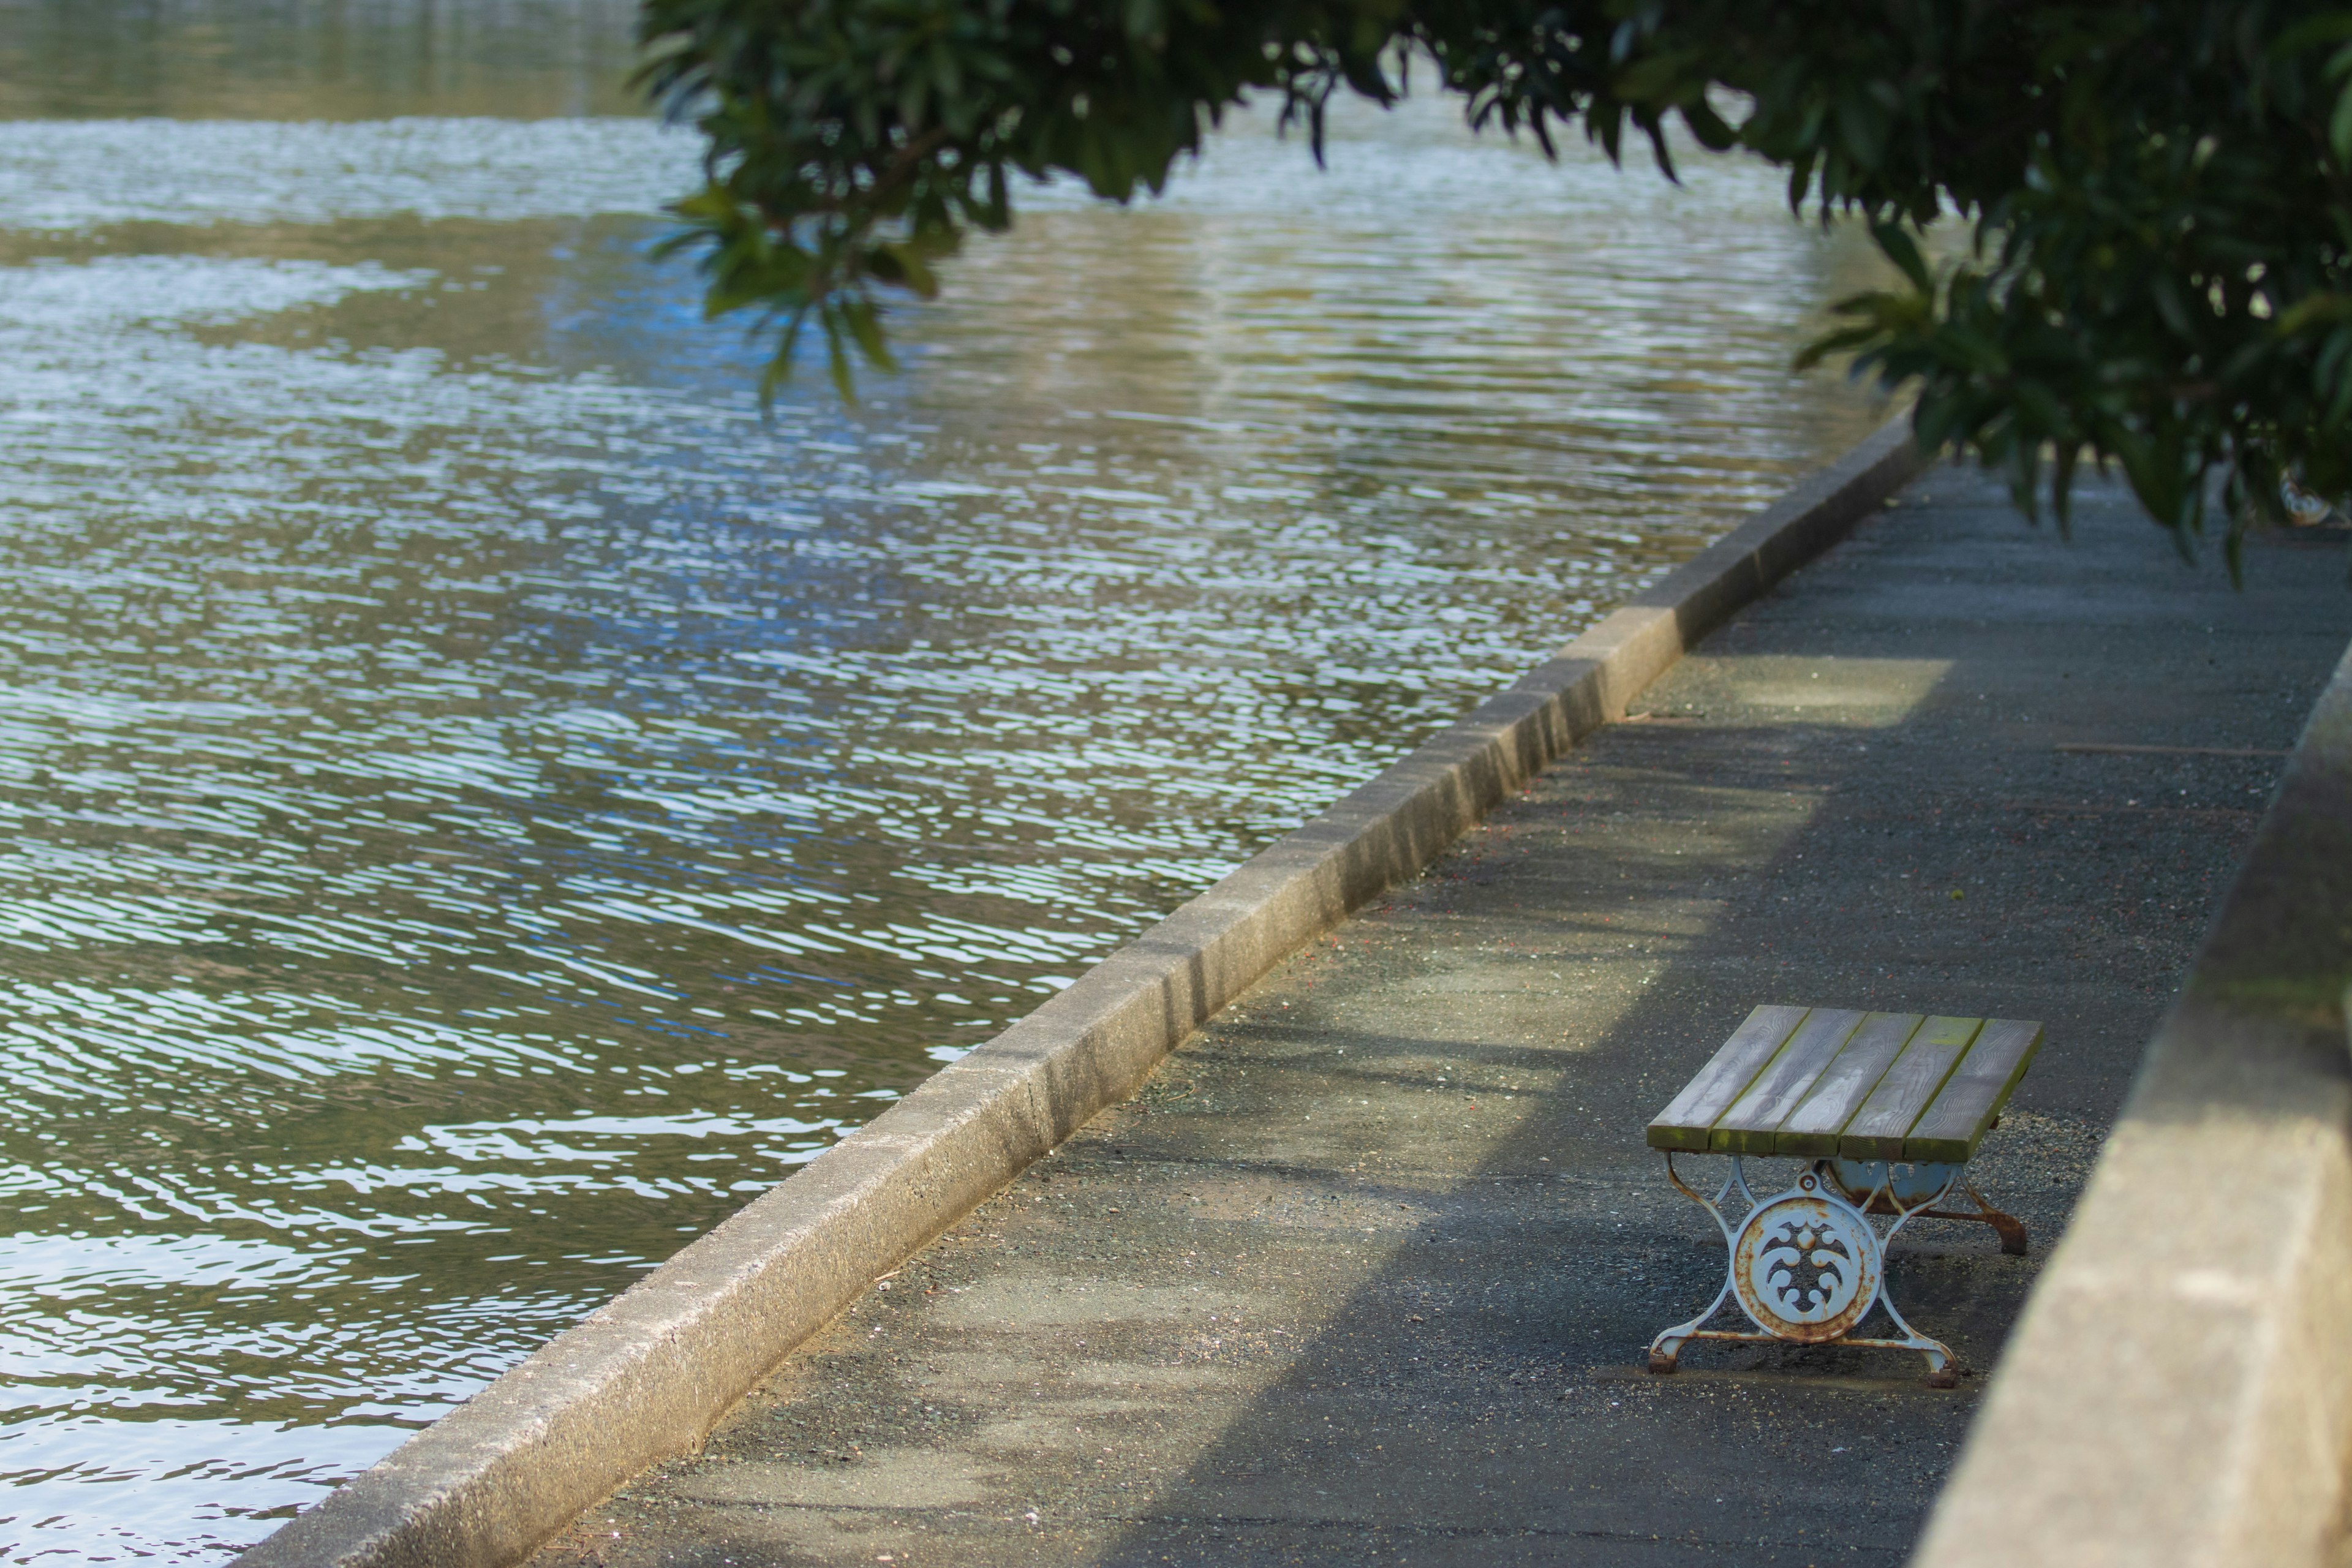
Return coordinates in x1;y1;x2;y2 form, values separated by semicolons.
1646;1152;1752;1374
1646;1153;1963;1387
1826;1159;2029;1257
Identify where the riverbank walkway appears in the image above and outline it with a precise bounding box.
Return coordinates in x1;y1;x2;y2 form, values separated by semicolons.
528;465;2352;1567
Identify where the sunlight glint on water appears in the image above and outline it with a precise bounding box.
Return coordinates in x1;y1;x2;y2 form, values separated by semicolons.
0;4;1887;1557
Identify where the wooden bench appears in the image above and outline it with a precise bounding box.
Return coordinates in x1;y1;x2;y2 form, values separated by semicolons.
1643;1005;2043;1387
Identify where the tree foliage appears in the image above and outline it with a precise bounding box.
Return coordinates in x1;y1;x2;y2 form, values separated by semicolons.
636;0;2352;559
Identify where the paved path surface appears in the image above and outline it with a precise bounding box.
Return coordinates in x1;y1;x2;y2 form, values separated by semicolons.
530;468;2352;1567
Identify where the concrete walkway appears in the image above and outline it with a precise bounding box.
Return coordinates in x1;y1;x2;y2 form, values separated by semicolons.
529;467;2352;1568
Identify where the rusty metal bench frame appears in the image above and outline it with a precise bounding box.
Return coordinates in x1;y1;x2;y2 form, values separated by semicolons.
1643;1006;2042;1387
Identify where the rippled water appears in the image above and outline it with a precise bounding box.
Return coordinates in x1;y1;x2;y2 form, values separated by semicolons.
0;4;1888;1559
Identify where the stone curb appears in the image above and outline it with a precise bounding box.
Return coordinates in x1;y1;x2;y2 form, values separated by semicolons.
234;420;1926;1568
1915;638;2352;1568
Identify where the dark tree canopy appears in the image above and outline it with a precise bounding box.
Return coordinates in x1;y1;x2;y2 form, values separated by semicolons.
636;1;2352;562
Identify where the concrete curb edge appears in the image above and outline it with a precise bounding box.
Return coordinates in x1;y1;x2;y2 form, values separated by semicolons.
1914;638;2352;1568
236;418;1927;1568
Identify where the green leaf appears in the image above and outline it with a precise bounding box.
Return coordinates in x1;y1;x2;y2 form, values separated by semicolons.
1870;221;1932;294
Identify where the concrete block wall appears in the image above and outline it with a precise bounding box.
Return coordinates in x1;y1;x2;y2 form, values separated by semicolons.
1916;640;2352;1568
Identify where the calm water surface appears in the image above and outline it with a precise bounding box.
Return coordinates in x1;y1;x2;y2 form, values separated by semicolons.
0;4;1888;1558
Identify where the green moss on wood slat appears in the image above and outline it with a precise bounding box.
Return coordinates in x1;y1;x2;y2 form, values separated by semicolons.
1774;1012;1925;1158
1900;1019;2044;1164
1709;1008;1868;1155
1834;1016;1983;1162
1645;1004;1808;1152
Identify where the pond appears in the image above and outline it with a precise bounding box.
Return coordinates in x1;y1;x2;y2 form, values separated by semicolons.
0;2;1887;1558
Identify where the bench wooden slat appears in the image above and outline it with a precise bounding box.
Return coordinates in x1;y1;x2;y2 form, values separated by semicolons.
1903;1017;2045;1163
1774;1012;1926;1157
1836;1016;1983;1160
1711;1007;1868;1155
1645;1005;1809;1152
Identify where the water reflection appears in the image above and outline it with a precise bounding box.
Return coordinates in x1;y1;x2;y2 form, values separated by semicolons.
0;0;644;119
0;10;1885;1560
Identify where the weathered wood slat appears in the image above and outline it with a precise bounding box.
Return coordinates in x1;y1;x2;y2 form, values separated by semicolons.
1775;1012;1925;1157
1837;1016;1983;1160
1645;1005;1809;1152
1711;1007;1868;1154
1903;1017;2045;1163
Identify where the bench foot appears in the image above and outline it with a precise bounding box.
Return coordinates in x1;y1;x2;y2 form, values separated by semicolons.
1982;1205;2029;1257
1651;1153;1963;1381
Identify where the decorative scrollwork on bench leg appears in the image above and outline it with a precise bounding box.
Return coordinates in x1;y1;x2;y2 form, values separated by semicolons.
1646;1155;1963;1387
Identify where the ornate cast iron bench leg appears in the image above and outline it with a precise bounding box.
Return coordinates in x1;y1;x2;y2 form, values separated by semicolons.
1826;1160;2029;1257
1646;1153;1966;1387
